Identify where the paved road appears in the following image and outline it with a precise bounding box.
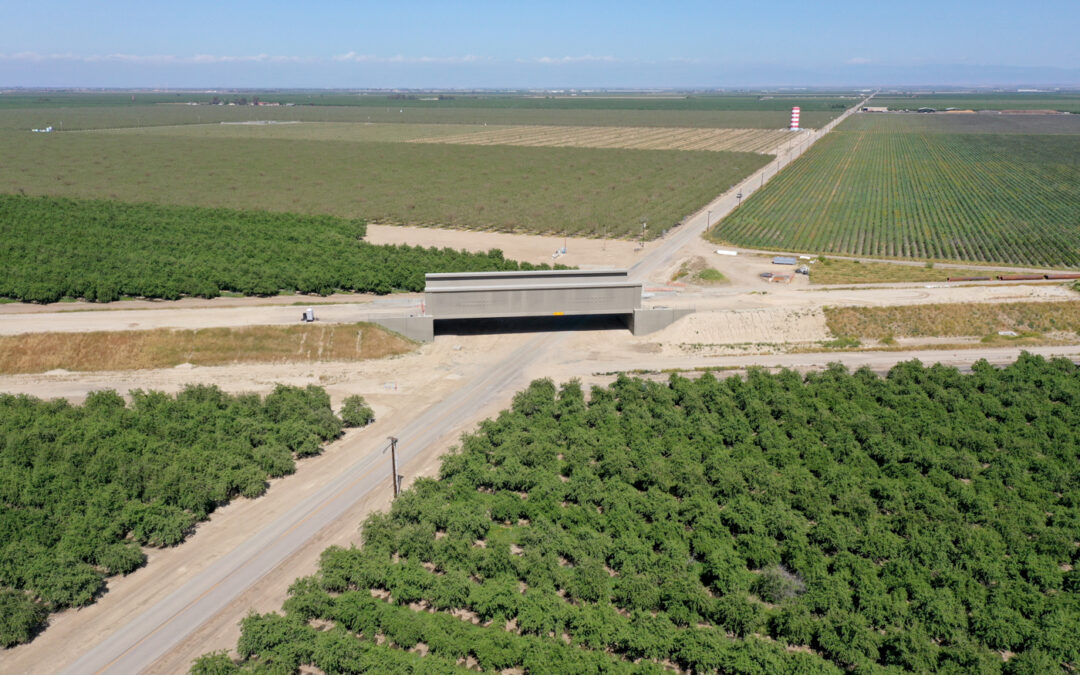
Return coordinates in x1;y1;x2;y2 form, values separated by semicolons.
629;94;874;283
0;300;423;336
48;96;874;674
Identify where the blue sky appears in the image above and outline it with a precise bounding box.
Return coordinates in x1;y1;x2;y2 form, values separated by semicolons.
1;1;1077;88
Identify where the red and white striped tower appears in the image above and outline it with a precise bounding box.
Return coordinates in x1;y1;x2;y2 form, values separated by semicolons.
789;106;801;130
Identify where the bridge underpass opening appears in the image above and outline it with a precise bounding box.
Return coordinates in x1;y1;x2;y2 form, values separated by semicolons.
434;313;630;338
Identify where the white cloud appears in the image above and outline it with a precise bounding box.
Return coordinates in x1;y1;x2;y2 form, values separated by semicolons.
332;52;482;64
846;56;873;65
0;52;316;65
529;55;618;65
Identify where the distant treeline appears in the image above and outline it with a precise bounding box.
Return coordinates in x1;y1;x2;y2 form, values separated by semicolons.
0;195;555;303
0;91;854;112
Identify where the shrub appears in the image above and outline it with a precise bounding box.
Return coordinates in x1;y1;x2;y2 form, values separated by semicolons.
752;565;807;604
189;651;240;675
340;395;375;428
0;590;48;648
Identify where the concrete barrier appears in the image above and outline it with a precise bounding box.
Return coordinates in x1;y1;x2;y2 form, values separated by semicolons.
370;316;434;343
626;307;695;336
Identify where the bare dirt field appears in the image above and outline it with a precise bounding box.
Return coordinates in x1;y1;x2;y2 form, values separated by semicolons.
648;307;830;346
364;223;649;269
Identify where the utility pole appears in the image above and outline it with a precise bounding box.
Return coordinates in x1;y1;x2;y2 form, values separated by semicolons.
707;210;712;228
387;436;400;498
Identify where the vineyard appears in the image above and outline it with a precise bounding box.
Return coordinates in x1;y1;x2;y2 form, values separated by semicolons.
843;112;1080;136
870;93;1080;114
710;117;1080;267
200;356;1080;674
410;125;793;154
0;195;556;303
0;384;366;647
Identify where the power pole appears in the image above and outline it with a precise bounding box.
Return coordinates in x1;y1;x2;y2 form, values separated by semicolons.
387;436;400;498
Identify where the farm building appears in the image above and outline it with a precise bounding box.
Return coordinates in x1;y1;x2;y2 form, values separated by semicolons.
861;106;889;113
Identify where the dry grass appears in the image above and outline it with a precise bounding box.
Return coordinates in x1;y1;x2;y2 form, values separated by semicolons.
824;301;1080;339
0;322;415;374
411;125;792;154
810;259;949;284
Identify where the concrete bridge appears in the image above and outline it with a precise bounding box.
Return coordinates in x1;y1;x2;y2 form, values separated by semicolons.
373;269;691;341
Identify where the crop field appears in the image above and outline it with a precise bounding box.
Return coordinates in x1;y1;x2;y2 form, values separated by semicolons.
200;358;1080;673
872;92;1080;113
0;195;559;303
95;121;508;143
0;384;362;647
0;92;848;130
0;133;769;243
95;121;794;154
0;91;840;244
710;114;1080;267
0;91;857;112
0;105;839;131
410;124;794;154
844;112;1080;135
